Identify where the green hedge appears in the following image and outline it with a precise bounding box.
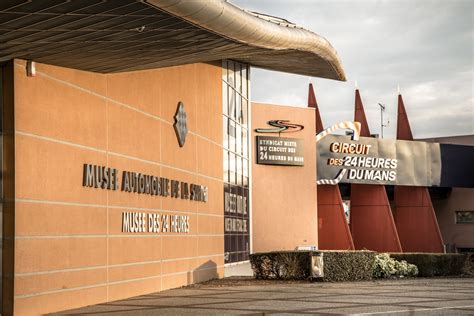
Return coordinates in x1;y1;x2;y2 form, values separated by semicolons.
322;250;376;282
389;253;467;277
249;250;376;282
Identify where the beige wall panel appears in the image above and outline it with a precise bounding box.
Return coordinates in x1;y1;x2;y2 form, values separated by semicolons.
106;69;161;118
197;236;223;256
197;214;224;235
17;60;108;96
196;266;224;283
108;277;161;303
196;137;223;180
161;273;192;291
11;60;224;314
15;238;107;273
433;188;474;248
195;255;224;269
161;124;198;173
107;102;161;163
108;262;161;283
194;62;222;143
251;103;318;252
14;285;107;316
196;177;223;216
108;236;162;266
159;64;198;132
15;134;107;204
160;166;198;213
15;202;107;236
161;236;198;260
15;268;107;296
161;258;196;275
106;154;162;210
14;64;107;150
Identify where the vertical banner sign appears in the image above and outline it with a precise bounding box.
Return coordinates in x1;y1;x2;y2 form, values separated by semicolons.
256;136;304;166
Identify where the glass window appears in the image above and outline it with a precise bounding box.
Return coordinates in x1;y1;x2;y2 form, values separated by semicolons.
223;116;228;145
227;61;234;88
229;86;236;120
242;98;248;126
236;124;242;156
236;156;242;186
236;63;242;94
223;150;229;184
242;65;247;94
236;94;242;123
228;119;236;152
242;128;248;158
229;152;236;185
223;60;250;264
243;159;249;187
222;83;228;116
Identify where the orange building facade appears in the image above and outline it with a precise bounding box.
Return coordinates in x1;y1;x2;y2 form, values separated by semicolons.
2;60;225;314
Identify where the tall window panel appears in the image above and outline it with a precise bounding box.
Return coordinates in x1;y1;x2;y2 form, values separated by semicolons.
223;60;250;264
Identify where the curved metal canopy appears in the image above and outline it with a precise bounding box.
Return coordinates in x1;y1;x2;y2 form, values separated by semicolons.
0;0;345;80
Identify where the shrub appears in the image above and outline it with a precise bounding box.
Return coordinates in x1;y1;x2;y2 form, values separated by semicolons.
373;253;418;278
250;250;376;282
389;253;467;277
322;250;376;282
250;251;312;280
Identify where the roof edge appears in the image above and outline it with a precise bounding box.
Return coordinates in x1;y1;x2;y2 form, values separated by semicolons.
145;0;346;81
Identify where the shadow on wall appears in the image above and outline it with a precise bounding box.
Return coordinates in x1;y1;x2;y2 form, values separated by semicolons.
187;260;218;285
50;261;220;315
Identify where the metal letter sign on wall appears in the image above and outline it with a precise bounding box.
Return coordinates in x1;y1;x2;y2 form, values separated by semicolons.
173;101;188;147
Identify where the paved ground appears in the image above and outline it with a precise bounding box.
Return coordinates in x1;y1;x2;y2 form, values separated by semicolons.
53;277;474;315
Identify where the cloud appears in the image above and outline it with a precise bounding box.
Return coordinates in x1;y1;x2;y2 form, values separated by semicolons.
232;0;473;139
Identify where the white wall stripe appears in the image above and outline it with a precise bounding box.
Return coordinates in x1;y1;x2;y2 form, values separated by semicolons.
14;198;223;218
15;234;224;240
14;62;223;150
16;130;223;183
15;253;224;277
14;264;225;299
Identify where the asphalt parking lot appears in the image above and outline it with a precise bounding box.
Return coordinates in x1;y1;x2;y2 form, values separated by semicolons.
53;277;474;315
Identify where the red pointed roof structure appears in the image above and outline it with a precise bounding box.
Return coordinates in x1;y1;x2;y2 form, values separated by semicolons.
308;83;324;133
310;83;354;250
394;93;444;253
354;89;371;137
396;94;414;140
350;89;402;252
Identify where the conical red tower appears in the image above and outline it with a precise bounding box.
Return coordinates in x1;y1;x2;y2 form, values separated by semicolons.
394;93;444;252
310;83;354;250
350;89;402;252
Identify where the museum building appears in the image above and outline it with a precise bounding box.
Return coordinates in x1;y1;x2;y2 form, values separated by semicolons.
2;1;473;315
0;0;345;314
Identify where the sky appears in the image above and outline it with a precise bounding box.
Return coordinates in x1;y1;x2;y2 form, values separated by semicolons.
232;0;473;139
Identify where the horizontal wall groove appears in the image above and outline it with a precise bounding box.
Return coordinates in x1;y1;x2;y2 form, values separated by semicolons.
15;253;223;277
15;130;223;183
14;264;225;299
15;234;224;240
13;62;222;150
